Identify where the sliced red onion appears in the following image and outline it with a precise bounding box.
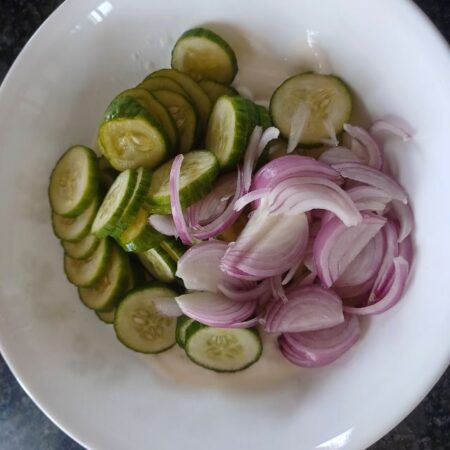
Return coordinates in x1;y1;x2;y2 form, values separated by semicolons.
175;291;256;327
397;235;413;266
322;118;339;147
169;155;193;245
268;176;362;227
148;214;176;236
319;146;362;165
344;257;409;315
313;213;387;287
287;102;311;153
221;210;309;281
192;168;245;240
282;259;304;285
279;313;360;367
332;162;408;204
369;119;412;142
252;155;342;193
344;124;383;170
218;279;269;302
243;126;280;191
368;221;398;303
388;200;414;242
264;285;344;333
234;188;270;212
270;275;288;303
287;270;317;290
153;297;183;317
347;186;392;212
187;173;237;227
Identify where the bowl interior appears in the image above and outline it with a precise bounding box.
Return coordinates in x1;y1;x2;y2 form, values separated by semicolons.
0;0;449;449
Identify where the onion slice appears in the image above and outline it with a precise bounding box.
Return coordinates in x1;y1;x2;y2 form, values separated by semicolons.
369;119;412;142
148;214;176;236
344;257;409;315
287;102;311;153
279;313;360;367
265;285;344;333
221;210;309;281
175;291;256;327
169;155;193;245
332;162;408;204
344;123;383;169
347;186;392;212
388;200;414;242
313;213;387;287
319;146;362;165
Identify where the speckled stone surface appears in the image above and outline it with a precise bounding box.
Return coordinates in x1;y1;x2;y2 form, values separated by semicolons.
0;1;449;449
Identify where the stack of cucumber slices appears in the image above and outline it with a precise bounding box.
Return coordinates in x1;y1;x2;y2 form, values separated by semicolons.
49;26;354;373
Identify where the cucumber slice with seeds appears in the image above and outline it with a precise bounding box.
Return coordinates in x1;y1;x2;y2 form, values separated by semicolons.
119;88;179;154
62;234;100;259
198;80;238;104
114;284;177;353
49;145;99;217
171;28;238;84
91;169;137;238
205;95;254;170
138;246;177;283
139;76;187;96
111;167;153;237
270;73;352;146
98;96;170;171
79;244;130;311
117;207;164;252
146;150;219;213
152;89;199;153
149;69;211;131
176;315;195;348
52;194;100;242
184;323;262;372
64;238;112;287
96;309;116;324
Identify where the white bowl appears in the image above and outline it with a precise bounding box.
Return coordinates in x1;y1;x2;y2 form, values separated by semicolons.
0;0;449;449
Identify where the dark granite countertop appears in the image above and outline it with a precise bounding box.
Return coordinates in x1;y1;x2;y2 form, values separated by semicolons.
0;1;449;449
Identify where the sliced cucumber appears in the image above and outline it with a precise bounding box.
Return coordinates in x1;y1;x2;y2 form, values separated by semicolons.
117;207;164;252
96;309;116;324
148;69;211;131
176;315;195;348
146;150;219;213
199;80;238;104
52;194;100;242
139;76;187;96
49;145;99;217
118;88;179;154
98;95;170;171
171;28;238;84
184;323;262;372
78;244;130;311
114;284;177;353
111;167;153;237
91;169;137;238
160;238;186;262
138;246;176;283
270;73;352;146
64;238;112;287
152;89;199;154
255;104;272;129
62;234;100;259
205;95;255;170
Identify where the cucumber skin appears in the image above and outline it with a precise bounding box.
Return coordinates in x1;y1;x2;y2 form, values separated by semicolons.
146;151;220;213
160;238;187;262
49;145;100;218
78;246;131;312
171;27;238;84
176;315;195;348
119;225;165;253
184;322;263;373
113;283;179;354
91;169;138;239
138;247;177;283
206;95;256;171
63;238;113;288
269;73;352;146
98;96;171;170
